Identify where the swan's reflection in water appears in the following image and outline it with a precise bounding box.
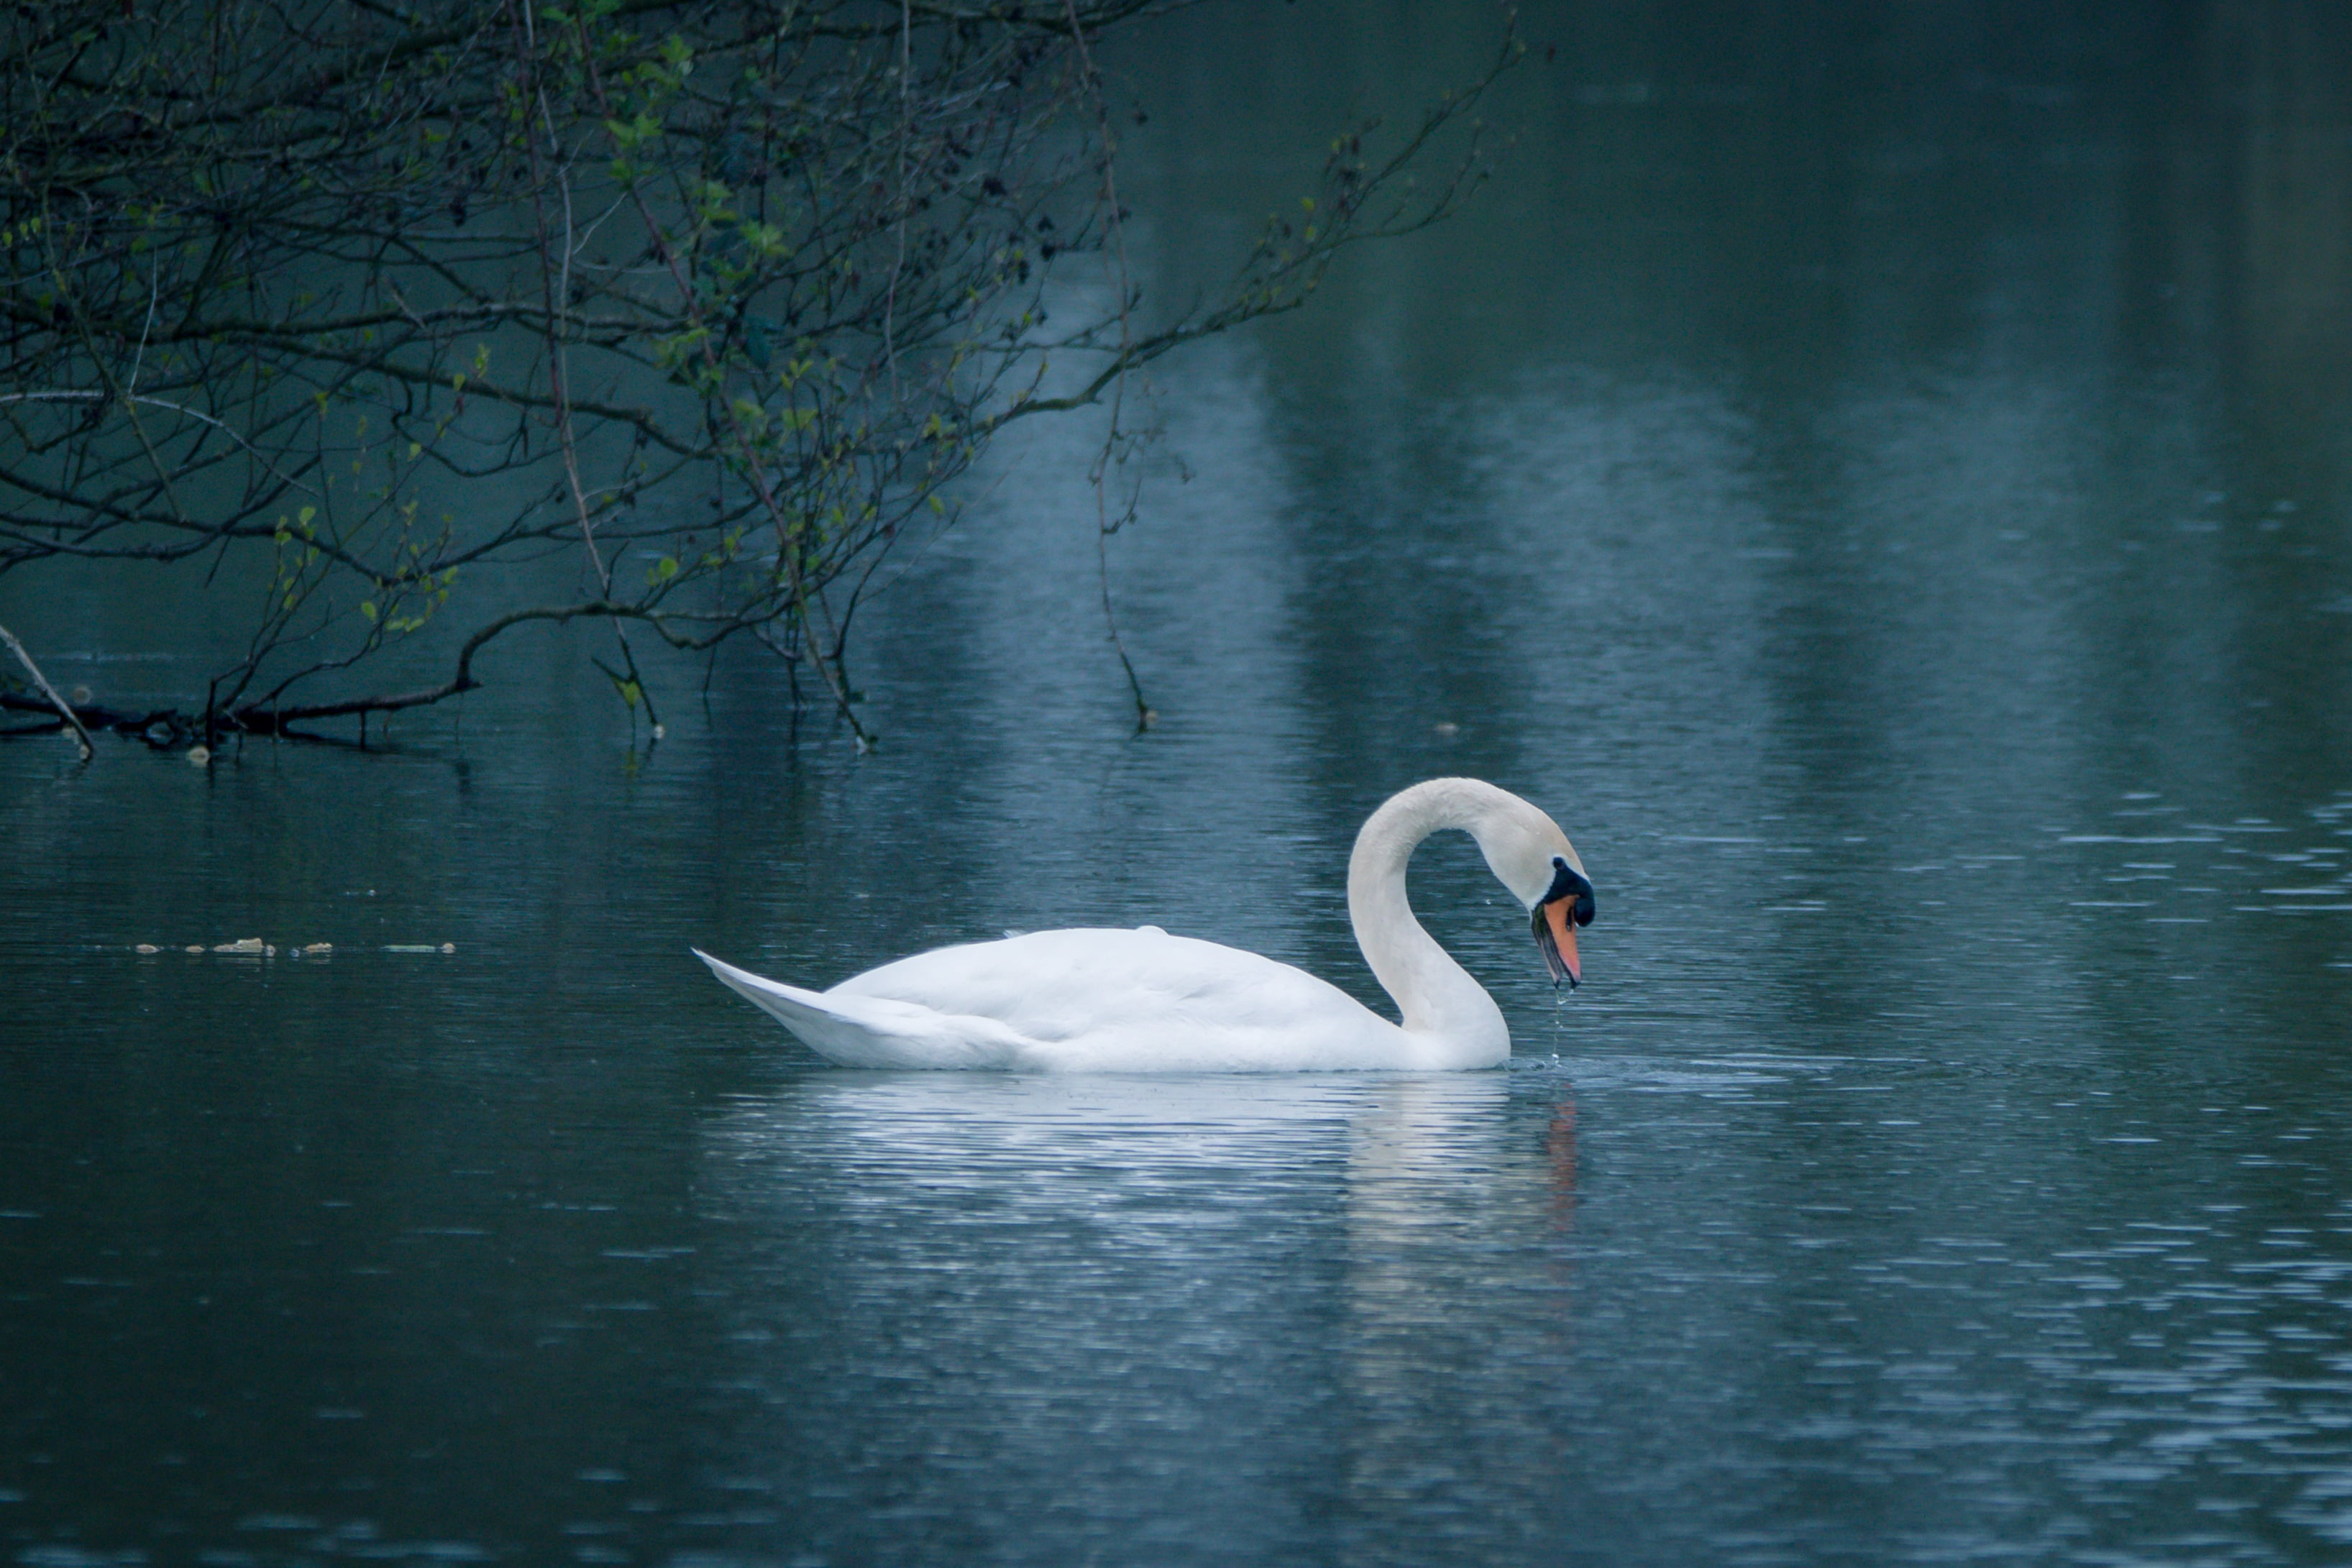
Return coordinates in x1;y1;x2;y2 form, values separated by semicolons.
700;1070;1561;1561
1336;1081;1573;1538
1548;1097;1579;1227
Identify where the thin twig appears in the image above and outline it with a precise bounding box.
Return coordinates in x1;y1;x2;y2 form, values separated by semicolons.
1062;0;1153;730
882;0;912;398
517;0;662;735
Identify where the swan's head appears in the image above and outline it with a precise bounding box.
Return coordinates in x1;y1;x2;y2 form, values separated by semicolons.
1529;853;1596;989
1470;795;1596;989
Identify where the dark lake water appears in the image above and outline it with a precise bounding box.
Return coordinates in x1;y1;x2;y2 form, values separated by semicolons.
6;3;2352;1563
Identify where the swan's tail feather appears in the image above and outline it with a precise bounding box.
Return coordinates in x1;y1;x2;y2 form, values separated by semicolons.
692;948;1020;1069
693;948;851;1055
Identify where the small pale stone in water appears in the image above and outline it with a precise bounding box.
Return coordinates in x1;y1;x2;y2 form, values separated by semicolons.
184;945;203;954
439;942;457;954
135;944;160;954
302;943;333;955
187;746;211;766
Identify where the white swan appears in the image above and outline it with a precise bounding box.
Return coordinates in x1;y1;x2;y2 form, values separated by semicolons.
694;777;1595;1072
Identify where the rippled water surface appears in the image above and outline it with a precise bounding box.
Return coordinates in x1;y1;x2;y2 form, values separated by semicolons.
6;3;2352;1564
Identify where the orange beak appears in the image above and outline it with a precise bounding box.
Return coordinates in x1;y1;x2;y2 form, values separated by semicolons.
1542;897;1582;989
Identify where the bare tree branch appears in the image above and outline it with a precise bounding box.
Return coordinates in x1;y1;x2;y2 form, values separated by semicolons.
0;0;1520;750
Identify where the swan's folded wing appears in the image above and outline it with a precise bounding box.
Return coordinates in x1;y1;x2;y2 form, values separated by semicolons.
826;928;1406;1070
693;948;1033;1068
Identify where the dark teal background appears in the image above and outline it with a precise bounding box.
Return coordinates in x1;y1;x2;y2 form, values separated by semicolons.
5;2;2352;1562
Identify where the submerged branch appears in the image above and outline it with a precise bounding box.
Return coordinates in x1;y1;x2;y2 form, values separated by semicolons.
0;620;93;760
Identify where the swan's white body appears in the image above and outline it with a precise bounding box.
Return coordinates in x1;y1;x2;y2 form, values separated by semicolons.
697;777;1591;1073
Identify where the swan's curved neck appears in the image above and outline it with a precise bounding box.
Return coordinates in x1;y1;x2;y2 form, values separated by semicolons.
1346;779;1512;1055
